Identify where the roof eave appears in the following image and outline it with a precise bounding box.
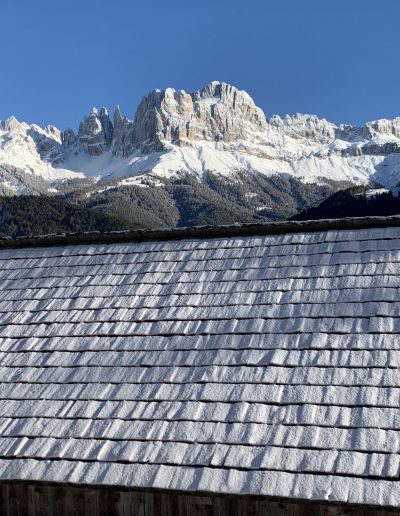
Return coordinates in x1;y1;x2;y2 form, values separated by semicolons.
1;215;400;249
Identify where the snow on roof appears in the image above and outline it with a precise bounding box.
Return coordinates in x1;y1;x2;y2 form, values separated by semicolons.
1;218;400;507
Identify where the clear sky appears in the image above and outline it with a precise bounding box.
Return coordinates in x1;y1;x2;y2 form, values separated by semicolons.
1;0;399;130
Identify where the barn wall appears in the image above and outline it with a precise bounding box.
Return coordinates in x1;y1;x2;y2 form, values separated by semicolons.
0;482;399;516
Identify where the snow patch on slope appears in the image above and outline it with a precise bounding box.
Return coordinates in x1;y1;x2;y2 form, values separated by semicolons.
63;139;400;190
0;118;83;192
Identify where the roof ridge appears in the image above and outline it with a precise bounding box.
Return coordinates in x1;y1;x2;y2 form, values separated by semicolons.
1;216;400;249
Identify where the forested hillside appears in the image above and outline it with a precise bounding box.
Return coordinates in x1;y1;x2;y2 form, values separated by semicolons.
0;196;134;238
292;187;400;221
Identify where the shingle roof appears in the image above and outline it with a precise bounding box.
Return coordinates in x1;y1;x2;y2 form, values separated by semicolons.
1;218;400;507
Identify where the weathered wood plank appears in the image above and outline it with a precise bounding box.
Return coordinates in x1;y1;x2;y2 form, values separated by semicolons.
3;483;400;516
1;484;9;516
144;492;154;516
131;490;145;516
160;492;171;516
152;491;162;516
119;491;131;516
168;493;182;516
108;490;122;516
98;488;109;516
259;500;293;516
212;496;221;516
227;497;240;516
32;485;51;516
177;493;187;516
246;498;259;516
27;485;35;516
8;484;19;516
72;486;85;516
15;483;29;516
63;485;75;516
53;485;66;516
84;488;98;516
186;493;214;516
298;502;326;516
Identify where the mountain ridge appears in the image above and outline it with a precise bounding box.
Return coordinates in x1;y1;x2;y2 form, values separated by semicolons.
2;81;400;193
1;81;400;228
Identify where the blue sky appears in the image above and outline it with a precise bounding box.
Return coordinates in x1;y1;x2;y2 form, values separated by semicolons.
1;0;399;130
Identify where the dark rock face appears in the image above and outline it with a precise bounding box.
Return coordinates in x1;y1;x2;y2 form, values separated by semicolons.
77;107;114;156
361;142;400;155
111;106;136;157
62;128;77;147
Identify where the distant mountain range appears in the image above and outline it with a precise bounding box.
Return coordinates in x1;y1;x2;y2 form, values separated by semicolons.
2;81;400;232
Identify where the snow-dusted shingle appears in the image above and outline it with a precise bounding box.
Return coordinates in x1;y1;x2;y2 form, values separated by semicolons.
1;220;400;507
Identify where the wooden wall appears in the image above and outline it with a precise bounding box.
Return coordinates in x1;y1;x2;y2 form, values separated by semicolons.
1;482;399;516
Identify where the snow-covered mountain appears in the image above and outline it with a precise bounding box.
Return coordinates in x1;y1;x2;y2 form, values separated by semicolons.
2;81;400;197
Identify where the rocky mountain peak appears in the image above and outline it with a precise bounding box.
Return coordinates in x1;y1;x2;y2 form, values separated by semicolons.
61;128;81;157
46;125;62;142
194;81;258;112
112;81;269;156
1;116;23;132
77;106;114;156
111;106;134;157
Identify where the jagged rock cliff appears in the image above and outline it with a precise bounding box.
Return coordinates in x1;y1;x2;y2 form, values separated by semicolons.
110;82;268;156
72;107;114;156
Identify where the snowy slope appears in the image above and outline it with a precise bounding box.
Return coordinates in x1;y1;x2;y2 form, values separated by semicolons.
0;118;83;194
